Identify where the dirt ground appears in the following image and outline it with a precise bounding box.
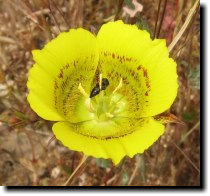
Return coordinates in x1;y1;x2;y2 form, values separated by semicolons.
0;0;200;186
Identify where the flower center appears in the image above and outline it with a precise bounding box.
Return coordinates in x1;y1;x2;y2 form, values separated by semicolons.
72;73;147;139
78;75;126;123
93;92;125;122
75;76;139;138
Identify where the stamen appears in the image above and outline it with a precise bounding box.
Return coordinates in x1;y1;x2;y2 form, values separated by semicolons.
112;78;123;94
78;83;89;98
78;83;95;113
99;73;102;90
106;112;114;118
85;98;95;113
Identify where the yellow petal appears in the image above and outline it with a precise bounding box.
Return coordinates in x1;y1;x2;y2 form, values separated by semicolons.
27;28;99;121
97;20;178;118
27;63;64;121
52;117;164;165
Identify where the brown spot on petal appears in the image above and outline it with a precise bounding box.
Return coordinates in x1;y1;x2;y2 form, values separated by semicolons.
142;67;150;89
126;57;132;62
78;129;136;140
107;72;112;78
137;65;142;70
54;81;58;89
65;63;70;69
143;68;148;78
58;69;63;78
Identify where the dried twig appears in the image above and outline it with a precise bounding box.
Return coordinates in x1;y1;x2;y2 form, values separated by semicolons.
156;0;168;38
172;141;200;173
153;0;162;39
0;36;16;44
128;156;141;185
180;121;200;143
168;0;199;52
63;154;88;186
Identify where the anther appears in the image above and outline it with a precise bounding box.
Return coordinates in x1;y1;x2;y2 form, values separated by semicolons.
101;78;109;90
90;83;100;98
89;75;109;98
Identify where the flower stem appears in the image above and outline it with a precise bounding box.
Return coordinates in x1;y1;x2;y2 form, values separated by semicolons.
63;154;88;186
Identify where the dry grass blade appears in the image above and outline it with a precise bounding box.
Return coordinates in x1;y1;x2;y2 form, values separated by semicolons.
8;0;46;32
0;36;16;44
180;121;200;143
168;0;199;52
173;142;200;174
128;155;141;185
114;0;124;21
46;135;56;148
152;0;162;39
156;0;167;38
63;154;88;186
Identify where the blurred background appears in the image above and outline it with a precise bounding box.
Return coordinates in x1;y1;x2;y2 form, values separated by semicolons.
0;0;200;186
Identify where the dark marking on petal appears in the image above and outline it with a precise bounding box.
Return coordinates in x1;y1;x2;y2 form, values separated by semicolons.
131;70;135;76
143;68;148;78
54;81;58;89
112;53;115;59
126;57;132;61
142;67;150;89
77;129;136;140
107;72;112;78
137;65;142;70
58;69;63;78
65;63;70;69
145;79;150;88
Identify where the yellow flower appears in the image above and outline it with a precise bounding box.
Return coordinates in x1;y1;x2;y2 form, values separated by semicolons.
27;20;178;165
